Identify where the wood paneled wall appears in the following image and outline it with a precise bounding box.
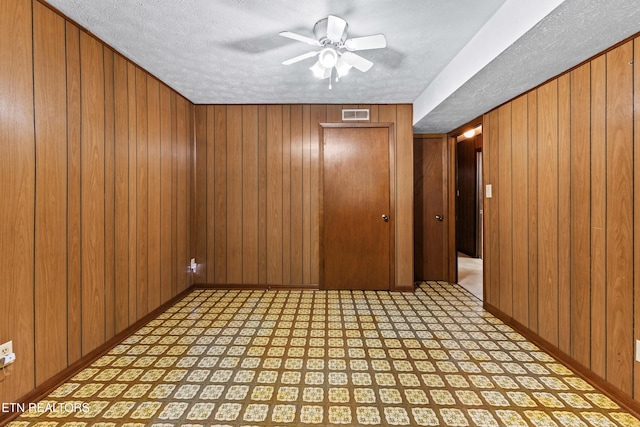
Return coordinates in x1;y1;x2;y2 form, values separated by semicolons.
483;37;640;403
193;104;414;290
0;0;194;404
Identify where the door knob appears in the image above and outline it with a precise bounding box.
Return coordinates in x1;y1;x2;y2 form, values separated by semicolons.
435;215;444;222
382;214;389;222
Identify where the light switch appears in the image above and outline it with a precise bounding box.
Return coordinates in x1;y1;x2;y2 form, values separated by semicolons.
636;340;640;362
486;184;492;198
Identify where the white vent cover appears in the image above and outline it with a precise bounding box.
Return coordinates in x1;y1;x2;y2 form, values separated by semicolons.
342;109;370;121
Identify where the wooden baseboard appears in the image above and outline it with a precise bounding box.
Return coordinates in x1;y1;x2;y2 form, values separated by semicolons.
194;283;417;292
0;286;195;427
269;283;320;290
483;302;640;420
194;283;320;290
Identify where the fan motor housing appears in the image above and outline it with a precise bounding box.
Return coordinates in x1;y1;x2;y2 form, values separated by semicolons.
314;17;348;45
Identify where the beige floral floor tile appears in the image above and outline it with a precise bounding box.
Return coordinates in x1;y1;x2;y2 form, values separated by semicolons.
7;282;640;426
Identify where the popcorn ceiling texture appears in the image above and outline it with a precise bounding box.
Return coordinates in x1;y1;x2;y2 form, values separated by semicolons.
43;0;640;133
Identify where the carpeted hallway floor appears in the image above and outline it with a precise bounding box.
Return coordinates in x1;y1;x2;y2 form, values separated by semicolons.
7;282;640;426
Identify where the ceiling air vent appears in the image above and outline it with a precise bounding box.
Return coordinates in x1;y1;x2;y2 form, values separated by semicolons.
342;109;370;121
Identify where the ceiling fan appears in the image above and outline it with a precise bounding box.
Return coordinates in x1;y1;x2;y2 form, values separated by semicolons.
280;15;387;88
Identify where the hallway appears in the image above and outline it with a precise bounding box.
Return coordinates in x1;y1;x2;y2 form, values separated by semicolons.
458;253;483;300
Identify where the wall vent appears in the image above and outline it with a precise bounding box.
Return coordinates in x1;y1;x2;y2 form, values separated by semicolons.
342;109;370;121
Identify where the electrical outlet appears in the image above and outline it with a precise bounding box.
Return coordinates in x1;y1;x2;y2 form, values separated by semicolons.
2;353;16;366
0;341;12;358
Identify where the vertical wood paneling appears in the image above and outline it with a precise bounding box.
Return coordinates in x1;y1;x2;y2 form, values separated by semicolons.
227;106;244;283
590;54;607;378
113;53;129;330
570;63;592;367
243;105;259;283
6;5;196;402
0;0;35;402
498;103;513;317
326;104;342;122
369;105;379;123
511;95;529;326
396;105;414;289
80;31;106;355
536;80;559;346
290;105;304;284
206;106;216;283
33;2;68;384
39;22;192;393
282;105;292;285
267;105;284;284
605;42;633;394
147;76;161;310
159;84;173;304
170;92;178;296
135;67;148;317
487;109;500;308
557;74;571;354
214;106;227;283
482;113;492;305
483;35;640;404
194;106;208;283
193;104;413;290
258;106;268;284
527;91;539;333
127;61;138;322
634;37;640;404
176;96;189;291
310;105;325;284
301;105;311;284
65;21;82;364
103;48;116;340
187;102;194;291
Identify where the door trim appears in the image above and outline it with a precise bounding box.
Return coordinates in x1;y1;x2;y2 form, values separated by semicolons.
319;123;396;291
448;135;458;283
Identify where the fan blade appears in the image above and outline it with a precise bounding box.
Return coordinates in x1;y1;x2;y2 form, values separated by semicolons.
282;51;319;65
345;34;387;51
327;15;347;43
279;31;320;46
340;51;373;72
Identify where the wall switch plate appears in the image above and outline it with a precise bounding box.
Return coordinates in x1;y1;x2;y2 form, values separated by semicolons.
486;184;492;198
0;341;12;358
636;340;640;362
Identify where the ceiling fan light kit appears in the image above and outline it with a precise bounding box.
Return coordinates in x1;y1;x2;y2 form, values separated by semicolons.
280;15;386;88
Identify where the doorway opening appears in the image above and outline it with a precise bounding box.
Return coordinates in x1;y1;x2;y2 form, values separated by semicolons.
455;125;483;299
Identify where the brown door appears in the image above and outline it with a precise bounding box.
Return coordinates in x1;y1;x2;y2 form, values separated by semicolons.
414;136;448;281
321;125;392;290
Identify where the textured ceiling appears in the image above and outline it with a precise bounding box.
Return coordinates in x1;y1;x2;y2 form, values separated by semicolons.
44;0;640;133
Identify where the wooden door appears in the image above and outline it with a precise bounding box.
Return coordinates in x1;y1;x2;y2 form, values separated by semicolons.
414;136;448;281
456;136;478;257
321;125;393;290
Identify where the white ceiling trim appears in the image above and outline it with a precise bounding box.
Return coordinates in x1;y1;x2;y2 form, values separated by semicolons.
412;0;565;128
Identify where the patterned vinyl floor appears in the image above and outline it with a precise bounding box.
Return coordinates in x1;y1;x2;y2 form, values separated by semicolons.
7;282;640;427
